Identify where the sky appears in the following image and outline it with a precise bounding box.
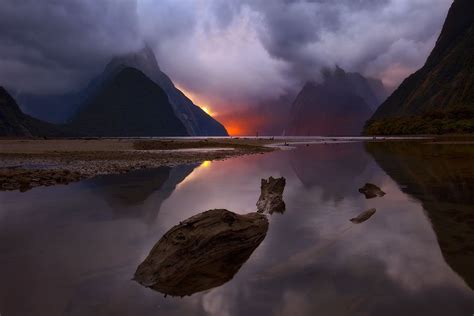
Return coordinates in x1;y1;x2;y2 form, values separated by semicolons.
0;0;453;131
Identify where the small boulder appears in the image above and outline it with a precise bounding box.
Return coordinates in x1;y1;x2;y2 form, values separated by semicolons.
358;183;386;199
350;208;377;224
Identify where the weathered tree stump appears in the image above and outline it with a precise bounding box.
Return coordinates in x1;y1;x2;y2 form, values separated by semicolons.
257;177;286;214
134;209;268;297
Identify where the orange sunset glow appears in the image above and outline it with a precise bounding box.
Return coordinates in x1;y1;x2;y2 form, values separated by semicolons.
176;85;216;117
176;85;251;136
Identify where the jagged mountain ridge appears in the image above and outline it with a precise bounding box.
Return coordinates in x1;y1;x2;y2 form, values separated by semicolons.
285;67;386;136
16;46;228;136
103;46;228;136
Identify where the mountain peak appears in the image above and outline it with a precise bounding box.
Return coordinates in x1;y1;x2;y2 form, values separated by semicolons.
285;69;384;136
69;66;188;137
105;45;161;76
365;0;474;134
427;0;474;66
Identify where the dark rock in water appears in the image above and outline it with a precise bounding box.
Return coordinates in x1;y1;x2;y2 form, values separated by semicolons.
350;208;377;224
133;209;268;297
256;177;286;214
358;183;386;199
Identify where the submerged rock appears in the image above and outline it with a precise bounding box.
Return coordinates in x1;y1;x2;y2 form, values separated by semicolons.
358;183;386;199
257;177;286;214
134;209;268;297
350;208;377;224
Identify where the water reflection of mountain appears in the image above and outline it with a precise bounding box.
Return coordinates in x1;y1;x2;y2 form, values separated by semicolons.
366;142;474;289
289;143;371;202
85;164;198;220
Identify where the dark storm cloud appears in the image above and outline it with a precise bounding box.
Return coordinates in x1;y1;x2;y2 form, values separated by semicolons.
0;0;453;107
235;0;450;85
138;0;452;110
0;0;141;94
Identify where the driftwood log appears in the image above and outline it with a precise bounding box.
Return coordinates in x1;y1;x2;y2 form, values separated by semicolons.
134;209;268;297
350;208;377;224
358;183;386;199
257;177;286;214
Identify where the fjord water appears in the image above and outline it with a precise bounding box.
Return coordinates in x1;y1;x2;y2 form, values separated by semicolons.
0;142;473;315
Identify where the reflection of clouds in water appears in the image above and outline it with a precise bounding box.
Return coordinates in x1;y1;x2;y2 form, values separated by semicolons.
341;178;466;292
289;143;374;203
279;290;311;316
202;287;234;316
0;144;473;315
267;174;467;293
158;152;288;229
160;145;473;314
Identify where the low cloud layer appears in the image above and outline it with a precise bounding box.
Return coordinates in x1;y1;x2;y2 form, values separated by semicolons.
0;0;453;111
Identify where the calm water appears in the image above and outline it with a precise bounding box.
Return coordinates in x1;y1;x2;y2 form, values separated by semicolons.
0;141;473;316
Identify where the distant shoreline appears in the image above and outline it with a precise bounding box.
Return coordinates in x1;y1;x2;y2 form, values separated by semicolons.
0;138;273;192
1;136;473;192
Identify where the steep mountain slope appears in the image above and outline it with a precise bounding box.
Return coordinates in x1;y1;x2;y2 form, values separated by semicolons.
321;67;387;110
15;46;228;136
105;46;228;136
68;68;188;137
365;0;474;134
0;87;59;137
285;67;385;136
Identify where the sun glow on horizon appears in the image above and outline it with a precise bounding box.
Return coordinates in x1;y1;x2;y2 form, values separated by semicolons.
200;106;212;116
176;85;217;117
175;84;250;136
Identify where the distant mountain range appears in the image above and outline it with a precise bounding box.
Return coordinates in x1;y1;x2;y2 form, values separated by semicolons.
5;0;471;138
0;87;61;137
285;67;387;136
9;46;227;137
365;0;474;135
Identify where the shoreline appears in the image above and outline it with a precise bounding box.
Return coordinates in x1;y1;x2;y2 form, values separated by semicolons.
0;139;274;192
1;136;473;192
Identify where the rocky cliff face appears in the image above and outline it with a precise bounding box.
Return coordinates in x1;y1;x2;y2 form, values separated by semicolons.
68;68;188;137
365;0;474;134
285;67;386;136
0;87;59;137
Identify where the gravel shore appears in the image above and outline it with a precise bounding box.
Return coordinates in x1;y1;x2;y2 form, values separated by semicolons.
0;138;274;192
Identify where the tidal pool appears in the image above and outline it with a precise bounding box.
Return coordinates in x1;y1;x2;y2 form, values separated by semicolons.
0;141;473;315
